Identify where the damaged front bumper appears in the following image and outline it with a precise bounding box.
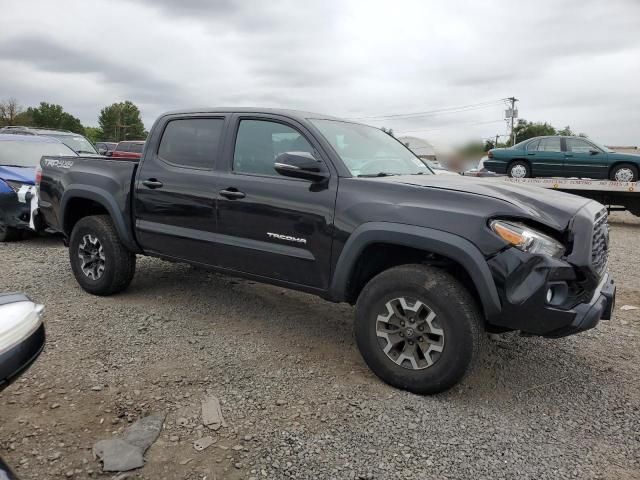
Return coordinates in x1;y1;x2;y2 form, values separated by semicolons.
0;190;32;231
486;247;615;337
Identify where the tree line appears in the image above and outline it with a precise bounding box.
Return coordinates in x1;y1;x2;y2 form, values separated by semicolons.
0;98;147;143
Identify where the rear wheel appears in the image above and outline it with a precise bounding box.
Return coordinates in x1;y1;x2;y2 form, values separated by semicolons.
610;163;638;182
355;264;484;394
69;215;136;295
507;160;531;178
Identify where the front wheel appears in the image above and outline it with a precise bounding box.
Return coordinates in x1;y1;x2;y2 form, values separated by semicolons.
507;160;531;178
610;163;638;182
355;264;484;394
69;215;136;296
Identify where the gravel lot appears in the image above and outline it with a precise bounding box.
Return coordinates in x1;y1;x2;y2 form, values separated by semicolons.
1;212;639;480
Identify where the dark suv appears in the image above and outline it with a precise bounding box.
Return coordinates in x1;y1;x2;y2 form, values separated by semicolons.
0;126;98;156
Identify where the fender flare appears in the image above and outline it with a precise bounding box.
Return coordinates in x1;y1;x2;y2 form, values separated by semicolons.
60;186;140;252
328;222;501;318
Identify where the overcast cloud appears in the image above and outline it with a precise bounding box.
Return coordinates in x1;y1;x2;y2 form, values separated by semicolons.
0;0;638;147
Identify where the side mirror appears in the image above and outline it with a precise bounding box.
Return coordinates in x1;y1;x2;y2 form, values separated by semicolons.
589;149;599;155
0;293;45;392
98;147;107;155
274;152;329;182
105;151;113;157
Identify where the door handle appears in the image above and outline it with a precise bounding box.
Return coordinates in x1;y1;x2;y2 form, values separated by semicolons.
142;179;163;189
527;153;535;156
564;154;573;157
219;188;246;200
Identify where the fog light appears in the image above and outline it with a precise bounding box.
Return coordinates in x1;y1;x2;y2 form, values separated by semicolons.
546;288;554;303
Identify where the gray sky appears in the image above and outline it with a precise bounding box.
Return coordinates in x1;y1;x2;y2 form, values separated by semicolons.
1;0;638;147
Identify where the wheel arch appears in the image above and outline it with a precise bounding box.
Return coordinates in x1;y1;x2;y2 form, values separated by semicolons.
60;187;140;252
328;222;501;319
608;161;639;179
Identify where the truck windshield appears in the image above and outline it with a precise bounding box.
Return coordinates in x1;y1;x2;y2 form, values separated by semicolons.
311;119;433;177
0;141;77;167
46;134;98;154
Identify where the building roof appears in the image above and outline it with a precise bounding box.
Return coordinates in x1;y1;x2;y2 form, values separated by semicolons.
397;136;436;157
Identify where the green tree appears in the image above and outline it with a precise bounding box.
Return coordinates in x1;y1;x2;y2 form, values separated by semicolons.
26;102;85;133
381;127;395;137
84;126;104;143
512;119;556;144
98;101;146;142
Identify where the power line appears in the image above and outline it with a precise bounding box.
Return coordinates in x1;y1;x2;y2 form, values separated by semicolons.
347;98;509;121
396;119;505;135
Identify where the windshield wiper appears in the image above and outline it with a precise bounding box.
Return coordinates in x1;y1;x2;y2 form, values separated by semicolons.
76;150;96;154
357;172;397;177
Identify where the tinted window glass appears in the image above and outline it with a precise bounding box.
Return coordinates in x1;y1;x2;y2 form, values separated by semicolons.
538;138;561;152
117;142;130;152
233;120;314;176
526;139;540;151
158;118;224;169
129;143;144;153
566;138;596;153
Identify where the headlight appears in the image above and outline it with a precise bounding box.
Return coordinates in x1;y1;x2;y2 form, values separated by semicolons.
5;180;25;192
490;220;565;258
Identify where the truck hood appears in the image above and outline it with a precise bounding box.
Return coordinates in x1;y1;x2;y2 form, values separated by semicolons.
0;165;35;185
374;174;592;231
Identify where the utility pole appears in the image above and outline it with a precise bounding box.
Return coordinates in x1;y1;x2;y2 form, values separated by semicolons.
507;97;518;145
495;134;499;148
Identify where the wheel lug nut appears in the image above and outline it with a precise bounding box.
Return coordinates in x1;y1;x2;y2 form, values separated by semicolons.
409;341;414;345
399;332;404;337
400;321;405;327
418;326;423;331
418;337;423;342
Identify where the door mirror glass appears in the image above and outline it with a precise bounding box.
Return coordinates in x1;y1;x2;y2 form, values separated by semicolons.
0;294;45;392
589;149;599;155
274;152;328;182
98;147;107;155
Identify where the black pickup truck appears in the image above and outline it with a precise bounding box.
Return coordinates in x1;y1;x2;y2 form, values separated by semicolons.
37;108;616;394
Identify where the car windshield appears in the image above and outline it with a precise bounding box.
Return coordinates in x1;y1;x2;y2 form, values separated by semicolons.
46;134;98;154
310;119;433;177
0;140;77;167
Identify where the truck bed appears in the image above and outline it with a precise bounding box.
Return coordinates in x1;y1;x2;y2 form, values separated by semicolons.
38;155;139;246
474;175;640;216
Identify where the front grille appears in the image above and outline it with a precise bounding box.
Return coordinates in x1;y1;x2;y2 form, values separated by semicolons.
591;208;609;277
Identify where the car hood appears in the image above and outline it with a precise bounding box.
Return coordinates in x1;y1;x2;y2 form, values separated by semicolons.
0;165;35;185
374;174;592;231
610;151;640;160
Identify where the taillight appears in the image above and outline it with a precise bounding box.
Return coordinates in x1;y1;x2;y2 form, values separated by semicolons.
35;166;42;186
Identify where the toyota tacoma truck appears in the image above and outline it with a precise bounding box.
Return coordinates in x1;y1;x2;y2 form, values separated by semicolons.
36;108;616;394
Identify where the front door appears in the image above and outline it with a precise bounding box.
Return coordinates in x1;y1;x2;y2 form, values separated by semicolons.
529;137;564;177
134;115;228;264
214;116;337;290
563;137;609;179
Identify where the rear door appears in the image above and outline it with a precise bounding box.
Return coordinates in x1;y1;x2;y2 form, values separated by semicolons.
134;115;228;264
563;137;608;179
213;114;338;290
529;137;564;176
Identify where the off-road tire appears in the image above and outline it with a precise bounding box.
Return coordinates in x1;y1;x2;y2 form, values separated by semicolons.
355;264;484;394
69;215;136;295
610;163;638;182
507;160;531;178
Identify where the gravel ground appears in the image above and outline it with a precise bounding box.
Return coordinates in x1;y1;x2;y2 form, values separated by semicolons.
1;212;639;480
